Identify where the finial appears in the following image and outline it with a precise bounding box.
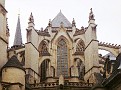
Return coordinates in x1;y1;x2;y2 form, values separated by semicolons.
48;19;52;27
29;12;34;23
89;8;95;20
90;8;92;13
18;8;20;17
60;9;61;13
72;18;76;27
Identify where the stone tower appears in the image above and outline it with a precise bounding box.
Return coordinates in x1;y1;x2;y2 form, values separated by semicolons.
1;55;25;90
0;0;9;71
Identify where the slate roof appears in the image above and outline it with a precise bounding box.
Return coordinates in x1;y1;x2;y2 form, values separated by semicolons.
13;15;23;46
51;11;72;27
2;55;25;71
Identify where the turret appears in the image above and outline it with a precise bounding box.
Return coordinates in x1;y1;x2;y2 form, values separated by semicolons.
1;55;25;90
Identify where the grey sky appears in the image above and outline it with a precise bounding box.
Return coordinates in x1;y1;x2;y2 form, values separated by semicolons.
5;0;121;48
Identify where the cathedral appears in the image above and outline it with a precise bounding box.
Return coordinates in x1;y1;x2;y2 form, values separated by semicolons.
0;0;121;90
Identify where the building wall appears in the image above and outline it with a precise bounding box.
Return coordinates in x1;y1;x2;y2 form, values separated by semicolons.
2;67;25;90
25;42;39;73
0;0;8;70
0;39;7;69
84;20;99;83
2;67;25;84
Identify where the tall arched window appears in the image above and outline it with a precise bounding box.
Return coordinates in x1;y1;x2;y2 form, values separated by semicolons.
57;39;68;77
40;59;49;82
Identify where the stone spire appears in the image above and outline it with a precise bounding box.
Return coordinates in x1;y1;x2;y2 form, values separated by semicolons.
13;15;22;47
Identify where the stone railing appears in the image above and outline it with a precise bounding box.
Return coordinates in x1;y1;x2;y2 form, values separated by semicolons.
30;82;93;88
30;82;59;88
98;42;121;49
64;82;93;87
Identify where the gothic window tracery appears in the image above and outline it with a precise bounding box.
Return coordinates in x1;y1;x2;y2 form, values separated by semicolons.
76;40;85;54
57;39;68;77
38;40;49;56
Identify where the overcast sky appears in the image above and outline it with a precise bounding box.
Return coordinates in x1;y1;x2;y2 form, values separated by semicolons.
5;0;121;52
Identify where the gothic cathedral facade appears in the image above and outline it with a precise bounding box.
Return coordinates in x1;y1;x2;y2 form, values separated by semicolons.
0;0;121;90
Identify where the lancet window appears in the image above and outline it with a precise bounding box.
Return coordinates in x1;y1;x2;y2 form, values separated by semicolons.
40;59;49;81
57;39;68;77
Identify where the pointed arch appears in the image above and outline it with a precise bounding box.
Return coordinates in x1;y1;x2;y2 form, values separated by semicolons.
57;37;68;77
55;35;70;45
38;40;50;56
39;59;50;82
75;39;85;55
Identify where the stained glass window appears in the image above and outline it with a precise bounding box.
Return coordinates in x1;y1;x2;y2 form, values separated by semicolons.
57;39;68;77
